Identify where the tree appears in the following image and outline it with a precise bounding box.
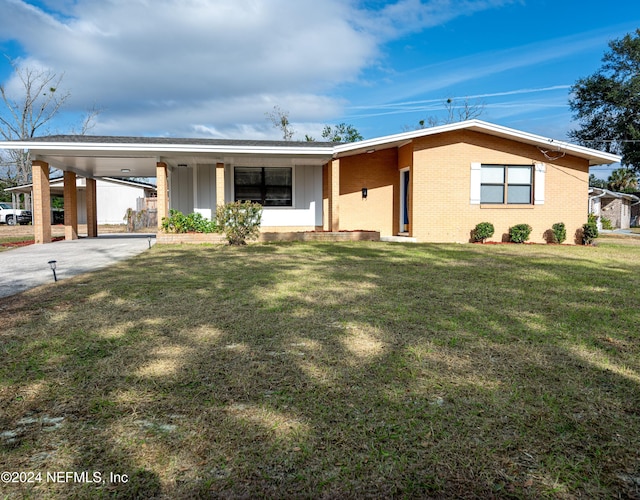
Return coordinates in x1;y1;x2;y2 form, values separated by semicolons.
0;59;70;186
589;173;607;188
569;29;640;171
320;123;363;143
607;167;639;192
413;97;485;130
266;105;295;141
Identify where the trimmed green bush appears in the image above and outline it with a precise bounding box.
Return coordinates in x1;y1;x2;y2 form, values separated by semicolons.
509;223;532;243
473;222;495;243
600;217;614;230
551;222;566;244
215;201;263;245
582;213;599;245
161;209;219;234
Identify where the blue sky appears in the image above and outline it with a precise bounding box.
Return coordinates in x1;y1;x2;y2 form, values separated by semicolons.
0;0;638;176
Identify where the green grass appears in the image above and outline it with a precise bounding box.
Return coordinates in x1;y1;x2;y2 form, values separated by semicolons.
1;240;639;498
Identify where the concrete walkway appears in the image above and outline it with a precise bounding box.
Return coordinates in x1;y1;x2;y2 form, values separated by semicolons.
0;234;155;299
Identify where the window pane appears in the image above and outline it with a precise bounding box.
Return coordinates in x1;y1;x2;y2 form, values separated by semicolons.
481;185;504;204
265;168;291;186
265;186;292;206
235;186;262;203
508;185;531;204
508;166;532;184
234;167;293;206
235;168;262;186
481;166;504;183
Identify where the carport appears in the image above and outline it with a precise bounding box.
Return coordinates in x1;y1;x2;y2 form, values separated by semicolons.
0;135;334;244
1;137;168;244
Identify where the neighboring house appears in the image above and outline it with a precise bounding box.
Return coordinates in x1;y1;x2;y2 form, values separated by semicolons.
0;120;620;244
589;188;640;230
5;177;156;225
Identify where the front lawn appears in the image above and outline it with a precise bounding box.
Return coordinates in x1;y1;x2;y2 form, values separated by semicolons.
1;240;639;498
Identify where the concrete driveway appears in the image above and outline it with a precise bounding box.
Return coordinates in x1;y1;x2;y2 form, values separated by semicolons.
0;234;155;299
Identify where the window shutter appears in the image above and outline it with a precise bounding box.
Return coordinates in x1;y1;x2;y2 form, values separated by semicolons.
534;162;545;205
470;162;481;204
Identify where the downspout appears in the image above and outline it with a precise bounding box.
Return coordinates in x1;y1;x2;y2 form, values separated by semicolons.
588;189;607;231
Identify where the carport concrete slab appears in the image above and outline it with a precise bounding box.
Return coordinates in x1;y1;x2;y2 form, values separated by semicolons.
0;234;155;299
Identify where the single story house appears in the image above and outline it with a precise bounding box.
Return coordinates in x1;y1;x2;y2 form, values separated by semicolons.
588;187;640;230
0;120;620;244
5;176;157;225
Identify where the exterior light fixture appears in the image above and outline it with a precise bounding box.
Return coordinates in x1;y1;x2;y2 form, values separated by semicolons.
48;260;58;282
362;187;368;199
366;149;375;154
148;236;152;249
120;168;131;173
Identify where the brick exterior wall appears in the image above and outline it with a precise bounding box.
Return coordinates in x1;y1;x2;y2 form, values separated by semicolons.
63;171;78;240
32;160;51;244
86;178;98;237
333;148;400;236
325;130;590;244
600;198;630;229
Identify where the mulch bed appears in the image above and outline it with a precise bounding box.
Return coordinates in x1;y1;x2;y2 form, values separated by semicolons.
0;236;64;248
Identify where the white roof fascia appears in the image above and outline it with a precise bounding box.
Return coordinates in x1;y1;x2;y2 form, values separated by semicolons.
334;119;622;166
0;121;621;165
0;141;334;157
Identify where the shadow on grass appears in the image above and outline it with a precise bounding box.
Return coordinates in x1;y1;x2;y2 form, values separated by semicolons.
1;242;639;498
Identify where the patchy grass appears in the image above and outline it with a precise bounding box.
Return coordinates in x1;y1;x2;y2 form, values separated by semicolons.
1;239;639;498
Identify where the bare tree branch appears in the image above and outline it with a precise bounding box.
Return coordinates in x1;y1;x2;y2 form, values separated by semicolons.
266;105;295;141
0;58;71;184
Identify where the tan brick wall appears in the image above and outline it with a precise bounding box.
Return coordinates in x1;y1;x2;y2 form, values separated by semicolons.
216;162;225;206
86;178;98;238
156;162;169;228
410;130;590;243
322;163;329;231
156;232;227;244
63;171;78;240
329;159;340;231
338;148;399;236
327;130;590;243
32;160;51;244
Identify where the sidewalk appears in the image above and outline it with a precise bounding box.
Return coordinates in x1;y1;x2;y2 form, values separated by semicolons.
0;234;155;299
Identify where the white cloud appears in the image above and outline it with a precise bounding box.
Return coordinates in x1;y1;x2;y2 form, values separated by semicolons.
358;0;520;39
0;0;520;137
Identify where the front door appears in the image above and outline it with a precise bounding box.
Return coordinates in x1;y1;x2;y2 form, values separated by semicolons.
400;169;410;233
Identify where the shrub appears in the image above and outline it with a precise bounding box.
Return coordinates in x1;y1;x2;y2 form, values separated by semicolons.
473;222;495;243
161;209;218;233
215;201;263;245
582;213;599;245
551;222;566;244
509;223;532;243
600;217;614;230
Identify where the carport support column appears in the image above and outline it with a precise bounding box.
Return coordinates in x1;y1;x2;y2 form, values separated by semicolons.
63;171;78;240
86;178;98;238
216;162;225;206
32;160;52;244
329;159;340;231
156;162;169;229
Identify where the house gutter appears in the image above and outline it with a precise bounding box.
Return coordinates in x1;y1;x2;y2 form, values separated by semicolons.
588;189;608;231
